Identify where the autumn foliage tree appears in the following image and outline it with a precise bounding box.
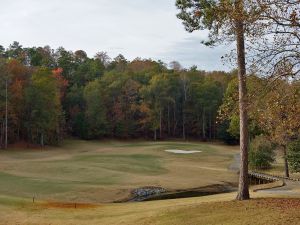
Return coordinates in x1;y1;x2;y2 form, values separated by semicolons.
0;42;254;151
175;0;263;200
83;79;107;139
255;80;300;177
25;68;62;146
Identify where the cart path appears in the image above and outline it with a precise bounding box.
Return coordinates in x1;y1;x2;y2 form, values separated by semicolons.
230;153;300;196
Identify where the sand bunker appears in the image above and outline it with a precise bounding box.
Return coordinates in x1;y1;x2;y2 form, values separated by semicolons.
165;149;202;154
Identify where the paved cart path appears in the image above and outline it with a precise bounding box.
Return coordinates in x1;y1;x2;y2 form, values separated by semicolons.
230;153;300;196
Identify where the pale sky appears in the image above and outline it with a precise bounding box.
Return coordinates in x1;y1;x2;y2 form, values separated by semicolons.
0;0;233;71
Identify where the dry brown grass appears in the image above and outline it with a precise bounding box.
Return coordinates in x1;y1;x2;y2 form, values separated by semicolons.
0;141;299;224
1;193;300;225
42;201;98;209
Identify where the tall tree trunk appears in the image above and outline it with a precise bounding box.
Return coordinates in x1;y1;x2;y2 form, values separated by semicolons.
159;108;162;139
235;0;250;201
283;146;290;178
154;129;157;141
17;127;20;142
182;110;186;140
202;108;206;140
167;104;170;136
5;79;8;149
182;102;186;140
0;121;3;148
41;133;44;148
198;114;201;138
209;111;212;140
213;116;216;140
173;103;177;136
182;78;187;140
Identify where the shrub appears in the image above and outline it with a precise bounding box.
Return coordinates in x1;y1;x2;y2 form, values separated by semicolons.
287;140;300;173
249;135;275;170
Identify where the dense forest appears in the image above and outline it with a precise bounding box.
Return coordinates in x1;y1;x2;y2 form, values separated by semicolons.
0;42;236;147
0;42;299;151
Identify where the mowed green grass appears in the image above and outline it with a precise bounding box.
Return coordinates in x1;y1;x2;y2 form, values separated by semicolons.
0;140;238;203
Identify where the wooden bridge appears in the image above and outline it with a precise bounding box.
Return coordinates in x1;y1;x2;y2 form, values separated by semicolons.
249;171;300;185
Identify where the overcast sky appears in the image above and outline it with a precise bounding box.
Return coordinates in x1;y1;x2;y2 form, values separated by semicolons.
0;0;233;71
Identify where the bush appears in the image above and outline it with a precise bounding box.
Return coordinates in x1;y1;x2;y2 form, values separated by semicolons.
249;136;275;170
217;121;239;145
287;140;300;173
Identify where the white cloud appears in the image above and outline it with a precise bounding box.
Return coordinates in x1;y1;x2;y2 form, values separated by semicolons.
159;36;234;71
0;0;233;71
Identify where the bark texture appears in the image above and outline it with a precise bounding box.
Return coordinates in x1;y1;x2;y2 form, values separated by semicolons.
283;146;290;178
235;0;250;201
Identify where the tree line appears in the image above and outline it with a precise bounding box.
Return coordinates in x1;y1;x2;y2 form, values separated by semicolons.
1;42;298;153
0;42;238;147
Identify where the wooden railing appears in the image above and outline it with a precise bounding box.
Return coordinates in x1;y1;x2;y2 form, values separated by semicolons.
250;171;300;181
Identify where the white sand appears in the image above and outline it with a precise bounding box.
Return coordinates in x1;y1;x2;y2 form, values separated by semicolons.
165;149;202;154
